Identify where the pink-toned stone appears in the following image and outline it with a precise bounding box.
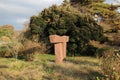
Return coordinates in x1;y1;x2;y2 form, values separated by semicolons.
54;43;63;63
49;35;69;64
49;35;69;43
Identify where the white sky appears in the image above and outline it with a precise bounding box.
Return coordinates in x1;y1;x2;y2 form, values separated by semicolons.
0;0;119;30
0;0;64;30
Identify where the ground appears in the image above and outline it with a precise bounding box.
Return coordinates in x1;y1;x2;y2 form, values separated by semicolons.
0;54;102;80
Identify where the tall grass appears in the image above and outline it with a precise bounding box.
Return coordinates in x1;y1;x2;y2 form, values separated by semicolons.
0;54;101;80
100;49;120;80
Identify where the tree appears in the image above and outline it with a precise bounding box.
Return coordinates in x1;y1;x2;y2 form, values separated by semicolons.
70;0;120;28
29;5;106;56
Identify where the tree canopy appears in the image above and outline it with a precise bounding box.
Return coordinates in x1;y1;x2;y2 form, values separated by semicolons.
70;0;120;27
29;4;106;56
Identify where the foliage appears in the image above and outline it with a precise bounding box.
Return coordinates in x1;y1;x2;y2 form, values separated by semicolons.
0;25;23;59
70;0;105;6
13;27;47;61
0;57;44;80
112;34;120;46
0;44;11;57
19;38;46;61
0;25;14;38
70;0;120;29
0;54;101;80
29;5;106;56
90;3;120;26
100;49;120;80
0;38;23;59
8;38;23;60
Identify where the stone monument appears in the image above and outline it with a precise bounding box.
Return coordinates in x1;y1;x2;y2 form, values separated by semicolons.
49;35;69;63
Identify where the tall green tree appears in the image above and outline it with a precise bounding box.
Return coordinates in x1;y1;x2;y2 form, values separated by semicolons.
29;4;106;56
70;0;120;27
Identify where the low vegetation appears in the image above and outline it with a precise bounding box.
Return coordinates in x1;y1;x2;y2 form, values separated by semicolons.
100;49;120;80
0;25;14;38
0;54;102;80
29;4;106;56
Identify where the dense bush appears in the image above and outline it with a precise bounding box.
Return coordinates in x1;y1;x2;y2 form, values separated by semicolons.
100;49;120;80
19;28;46;60
0;25;14;57
29;5;106;56
0;45;10;57
0;25;14;37
0;38;23;59
19;39;46;61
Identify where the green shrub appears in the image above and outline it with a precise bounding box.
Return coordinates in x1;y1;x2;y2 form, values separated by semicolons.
101;49;120;80
0;25;14;37
24;52;35;61
0;38;23;59
29;5;106;56
0;45;11;57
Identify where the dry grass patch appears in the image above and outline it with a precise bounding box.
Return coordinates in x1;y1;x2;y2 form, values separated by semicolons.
0;57;45;80
0;54;102;80
43;56;102;80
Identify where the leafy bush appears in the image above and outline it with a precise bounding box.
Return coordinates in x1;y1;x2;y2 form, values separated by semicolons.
8;38;23;60
0;25;14;37
13;27;47;61
29;5;106;56
19;38;46;61
0;45;11;57
0;38;23;59
112;34;120;46
101;49;120;80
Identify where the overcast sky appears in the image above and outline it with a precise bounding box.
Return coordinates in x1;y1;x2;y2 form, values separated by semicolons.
0;0;119;30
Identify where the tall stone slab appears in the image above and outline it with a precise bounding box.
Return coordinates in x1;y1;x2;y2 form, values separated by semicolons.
49;35;69;64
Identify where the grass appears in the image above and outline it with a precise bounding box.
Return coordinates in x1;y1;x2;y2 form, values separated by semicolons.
43;56;102;80
0;54;102;80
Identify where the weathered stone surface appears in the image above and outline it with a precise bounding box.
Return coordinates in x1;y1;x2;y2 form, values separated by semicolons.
49;35;69;64
49;35;69;43
54;43;63;63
